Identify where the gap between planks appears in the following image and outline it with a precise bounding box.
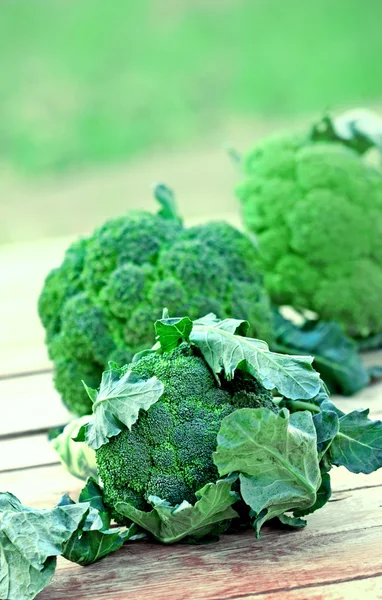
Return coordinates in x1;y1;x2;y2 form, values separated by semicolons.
224;575;382;599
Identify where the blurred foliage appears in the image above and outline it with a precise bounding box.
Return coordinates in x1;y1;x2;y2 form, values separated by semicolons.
0;0;381;174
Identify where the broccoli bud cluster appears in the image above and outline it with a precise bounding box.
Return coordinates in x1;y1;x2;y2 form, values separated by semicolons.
237;132;382;339
95;343;277;524
39;206;272;416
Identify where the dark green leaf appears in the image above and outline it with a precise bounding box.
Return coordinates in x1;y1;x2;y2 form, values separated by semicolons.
368;365;382;381
154;184;182;224
294;471;331;517
83;366;164;449
311;110;382;154
273;311;369;395
330;410;382;474
116;477;239;544
214;408;321;536
357;333;382;351
313;410;339;456
191;316;320;400
155;316;193;352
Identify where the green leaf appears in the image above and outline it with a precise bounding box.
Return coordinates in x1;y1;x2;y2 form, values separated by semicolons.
330;409;382;474
190;316;320;400
294;470;331;517
213;408;321;537
83;366;165;449
0;493;90;600
272;311;369;395
116;477;239;544
313;410;339;457
155;316;193;352
51;416;98;481
277;514;307;529
61;479;133;566
154;184;182;224
358;332;382;351
311;110;382;154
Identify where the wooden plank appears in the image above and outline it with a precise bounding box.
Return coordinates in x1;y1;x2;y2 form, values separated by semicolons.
0;433;59;472
238;577;382;599
0;373;71;437
37;513;382;600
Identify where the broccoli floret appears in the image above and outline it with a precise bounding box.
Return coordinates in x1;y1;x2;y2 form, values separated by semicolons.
38;192;273;415
95;343;276;524
237;124;382;339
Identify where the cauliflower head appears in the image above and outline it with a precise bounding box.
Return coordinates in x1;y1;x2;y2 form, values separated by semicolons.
95;343;277;524
237;124;382;339
38;190;272;416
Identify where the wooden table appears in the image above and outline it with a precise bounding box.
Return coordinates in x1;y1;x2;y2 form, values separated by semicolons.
1;238;382;600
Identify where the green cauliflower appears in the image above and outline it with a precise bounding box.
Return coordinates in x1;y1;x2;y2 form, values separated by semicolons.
237;113;382;340
38;187;272;416
95;342;277;524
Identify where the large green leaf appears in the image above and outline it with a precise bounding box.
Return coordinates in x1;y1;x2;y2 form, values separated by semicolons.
0;493;90;600
80;365;164;449
273;311;369;395
116;477;239;544
190;317;320;400
330;409;382;474
51;416;97;481
214;408;321;536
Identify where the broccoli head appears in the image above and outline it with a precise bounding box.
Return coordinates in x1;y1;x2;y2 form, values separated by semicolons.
38;188;273;416
95;343;277;524
237;116;382;339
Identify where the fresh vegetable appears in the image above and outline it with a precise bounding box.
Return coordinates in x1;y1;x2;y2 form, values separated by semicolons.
236;110;382;340
74;312;381;542
38;185;273;416
2;313;381;599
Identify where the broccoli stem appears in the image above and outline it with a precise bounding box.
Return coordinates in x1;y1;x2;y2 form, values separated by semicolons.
274;398;320;414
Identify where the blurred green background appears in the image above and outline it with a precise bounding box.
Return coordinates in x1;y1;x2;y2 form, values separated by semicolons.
1;0;382;243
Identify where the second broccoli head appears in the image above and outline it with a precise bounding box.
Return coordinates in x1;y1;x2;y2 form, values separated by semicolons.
237;113;382;339
38;188;273;416
96;342;277;524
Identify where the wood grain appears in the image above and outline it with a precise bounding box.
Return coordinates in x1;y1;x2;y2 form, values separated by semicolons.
0;433;59;472
0;373;71;437
235;577;382;599
37;513;382;600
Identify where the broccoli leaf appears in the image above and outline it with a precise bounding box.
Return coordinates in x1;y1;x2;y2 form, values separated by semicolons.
116;477;239;544
155;315;193;352
294;470;331;517
329;409;382;474
277;514;307;529
272;311;369;395
0;493;90;600
51;416;98;481
190;316;320;400
61;480;134;566
154;184;182;224
81;366;165;450
312;409;339;457
213;408;321;537
311;110;382;154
